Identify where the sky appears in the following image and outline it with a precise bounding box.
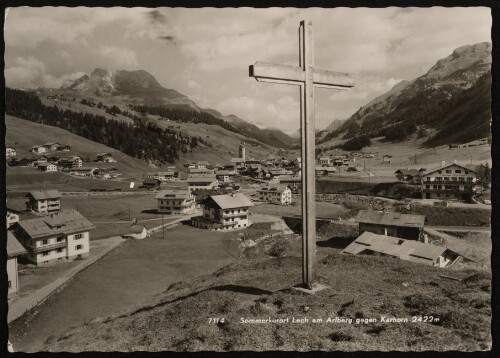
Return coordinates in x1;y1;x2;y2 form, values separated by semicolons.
4;7;491;135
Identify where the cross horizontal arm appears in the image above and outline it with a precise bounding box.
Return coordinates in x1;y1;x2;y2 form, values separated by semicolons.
249;61;355;88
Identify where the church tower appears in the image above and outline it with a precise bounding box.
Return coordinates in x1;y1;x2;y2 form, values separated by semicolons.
239;143;246;162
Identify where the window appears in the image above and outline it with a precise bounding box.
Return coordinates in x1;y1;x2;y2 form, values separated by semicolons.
455;170;461;174
74;233;84;240
42;239;48;245
76;244;83;250
465;171;469;174
438;170;442;174
467;178;473;182
8;280;12;288
42;251;49;256
57;236;64;242
57;248;63;253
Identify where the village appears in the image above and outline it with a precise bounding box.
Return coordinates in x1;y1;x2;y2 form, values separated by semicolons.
6;137;491;302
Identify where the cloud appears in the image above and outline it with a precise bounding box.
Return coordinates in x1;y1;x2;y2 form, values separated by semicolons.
187;80;201;89
96;45;138;67
5;56;85;88
145;9;168;25
158;35;176;45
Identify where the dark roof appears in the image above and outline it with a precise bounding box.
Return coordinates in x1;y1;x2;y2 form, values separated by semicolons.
258;184;289;193
423;162;480;176
356;210;425;228
27;190;61;200
155;189;191;199
143;178;160;185
16;210;95;239
7;231;27;257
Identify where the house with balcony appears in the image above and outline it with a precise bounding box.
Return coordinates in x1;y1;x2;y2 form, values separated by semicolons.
192;193;253;231
26;190;61;214
356;210;426;241
316;166;337;176
258;184;292;205
421;162;480;202
7;231;27;294
187;175;218;191
157;171;176;181
156;189;196;214
57;155;83;170
12;210;95;266
215;170;235;183
196;160;210;169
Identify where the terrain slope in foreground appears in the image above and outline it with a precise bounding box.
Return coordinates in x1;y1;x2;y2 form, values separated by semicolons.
44;254;490;352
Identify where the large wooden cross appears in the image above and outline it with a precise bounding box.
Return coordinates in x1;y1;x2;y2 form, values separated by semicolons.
249;20;354;289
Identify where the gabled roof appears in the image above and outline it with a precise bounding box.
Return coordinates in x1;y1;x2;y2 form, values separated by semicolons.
279;175;302;182
7;231;27;258
356;210;425;228
16;210;95;239
422;162;479;176
43;142;61;146
27;190;61;200
97;152;112;157
207;193;253;209
230;157;244;163
342;232;453;264
216;170;234;175
155;189;191;199
158;171;175;176
319;157;330;161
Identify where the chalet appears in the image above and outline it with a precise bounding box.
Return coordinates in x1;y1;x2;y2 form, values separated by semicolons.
421;162;480;202
6;147;16;157
258;184;292;205
13;210;95;266
156;189;195;214
8;157;34;167
187;175;218;191
56;144;71;151
394;169;425;184
315;166;337;176
26;190;61;214
38;163;58;172
192;193;253;231
30;145;47;154
356;210;425;241
34;155;49;165
69;167;96;177
382;155;392;163
142;178;161;189
184;162;196;169
279;175;302;192
363;153;375;158
196;160;210;169
215;170;234;183
268;168;293;180
319;157;331;166
7;231;27;294
57;156;83;170
144;172;159;180
42;142;61;151
341;232;461;267
96;152;116;163
189;167;213;175
157;171;176;181
243;159;262;169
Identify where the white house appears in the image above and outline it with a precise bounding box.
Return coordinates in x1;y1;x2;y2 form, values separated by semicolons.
30;145;47;154
38;163;58;172
13;210;95;266
187;175;218;191
192;193;253;231
156;189;196;214
7;231;27;294
421;162;480;202
25;190;61;214
319;157;331;166
258;184;292;205
6;147;17;158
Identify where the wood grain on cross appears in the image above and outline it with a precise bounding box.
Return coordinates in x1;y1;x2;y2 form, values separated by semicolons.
249;20;354;289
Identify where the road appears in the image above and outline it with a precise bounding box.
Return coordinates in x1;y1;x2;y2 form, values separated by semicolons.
426;225;491;233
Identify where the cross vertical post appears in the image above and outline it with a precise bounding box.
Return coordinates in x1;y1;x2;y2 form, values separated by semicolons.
249;20;354;291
